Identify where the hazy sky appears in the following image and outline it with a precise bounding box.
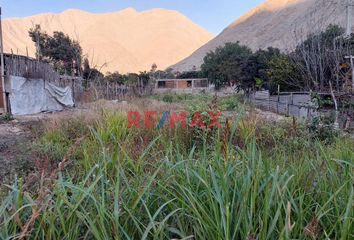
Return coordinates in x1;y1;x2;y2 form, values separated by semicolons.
0;0;265;35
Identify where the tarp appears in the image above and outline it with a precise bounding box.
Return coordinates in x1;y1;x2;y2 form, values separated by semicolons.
6;76;74;115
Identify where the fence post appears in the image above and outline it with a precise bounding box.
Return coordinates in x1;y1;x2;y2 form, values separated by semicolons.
276;96;279;114
286;99;290;116
268;95;270;111
72;78;75;102
307;107;310;120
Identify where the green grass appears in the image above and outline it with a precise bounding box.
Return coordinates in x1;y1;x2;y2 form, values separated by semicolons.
151;93;212;105
0;99;353;239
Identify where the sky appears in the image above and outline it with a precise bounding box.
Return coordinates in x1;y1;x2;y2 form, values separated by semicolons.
0;0;265;35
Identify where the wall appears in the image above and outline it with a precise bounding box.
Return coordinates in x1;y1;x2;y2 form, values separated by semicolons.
249;91;318;119
249;91;354;129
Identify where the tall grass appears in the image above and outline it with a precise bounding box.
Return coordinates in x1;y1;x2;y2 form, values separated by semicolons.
0;107;353;239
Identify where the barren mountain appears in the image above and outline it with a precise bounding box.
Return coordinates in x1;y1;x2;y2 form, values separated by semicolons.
3;8;213;73
172;0;353;72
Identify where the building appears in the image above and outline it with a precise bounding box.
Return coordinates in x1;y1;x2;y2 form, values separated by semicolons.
154;78;210;93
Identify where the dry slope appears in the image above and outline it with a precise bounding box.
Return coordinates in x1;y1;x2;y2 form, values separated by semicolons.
171;0;353;72
3;8;213;73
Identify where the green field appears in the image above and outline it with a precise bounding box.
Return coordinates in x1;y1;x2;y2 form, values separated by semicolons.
0;95;353;239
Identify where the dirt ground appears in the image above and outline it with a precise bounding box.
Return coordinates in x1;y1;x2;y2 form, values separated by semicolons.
0;119;36;183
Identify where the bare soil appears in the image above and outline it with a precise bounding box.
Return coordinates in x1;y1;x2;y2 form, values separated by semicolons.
0;119;38;184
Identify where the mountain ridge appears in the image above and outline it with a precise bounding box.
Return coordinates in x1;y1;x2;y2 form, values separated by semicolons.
3;8;214;73
171;0;351;72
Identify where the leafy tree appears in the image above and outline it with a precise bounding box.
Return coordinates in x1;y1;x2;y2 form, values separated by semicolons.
178;70;204;79
201;42;252;89
29;25;83;76
105;72;124;84
154;69;175;79
268;54;304;93
238;47;280;90
201;42;282;91
82;58;104;80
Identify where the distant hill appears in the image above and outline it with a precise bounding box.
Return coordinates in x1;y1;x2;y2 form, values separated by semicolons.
3;8;213;73
171;0;353;72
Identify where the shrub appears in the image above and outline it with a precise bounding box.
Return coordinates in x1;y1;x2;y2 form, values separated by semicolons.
162;94;174;103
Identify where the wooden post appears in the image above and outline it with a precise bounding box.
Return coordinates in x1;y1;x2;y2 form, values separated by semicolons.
268;98;270;111
276;99;279;114
345;55;354;92
0;7;7;113
72;78;75;103
286;99;290;116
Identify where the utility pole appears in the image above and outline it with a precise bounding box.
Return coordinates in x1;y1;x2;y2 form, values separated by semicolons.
346;0;354;36
345;56;354;91
0;7;7;114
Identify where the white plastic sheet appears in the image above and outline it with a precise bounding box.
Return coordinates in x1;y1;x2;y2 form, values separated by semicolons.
6;76;74;115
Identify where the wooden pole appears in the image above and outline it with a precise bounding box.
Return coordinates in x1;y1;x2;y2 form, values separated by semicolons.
344;56;354;91
346;0;353;36
0;7;8;113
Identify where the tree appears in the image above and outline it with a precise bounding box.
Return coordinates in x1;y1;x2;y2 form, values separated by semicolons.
154;69;175;79
293;24;353;91
178;70;203;79
29;25;83;76
268;54;304;93
238;47;281;91
82;58;104;88
201;42;252;89
150;63;157;74
138;71;150;87
83;58;104;80
105;72;124;84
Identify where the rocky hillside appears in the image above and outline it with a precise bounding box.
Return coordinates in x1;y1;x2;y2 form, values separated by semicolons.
3;8;213;73
171;0;352;72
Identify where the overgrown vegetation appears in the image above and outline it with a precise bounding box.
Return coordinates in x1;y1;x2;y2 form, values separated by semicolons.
0;96;352;239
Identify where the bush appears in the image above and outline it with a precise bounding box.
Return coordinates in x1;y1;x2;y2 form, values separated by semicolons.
0;113;14;123
309;115;339;144
162;94;174;103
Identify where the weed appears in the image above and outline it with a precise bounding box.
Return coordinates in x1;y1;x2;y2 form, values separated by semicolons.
0;97;353;239
0;113;14;123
